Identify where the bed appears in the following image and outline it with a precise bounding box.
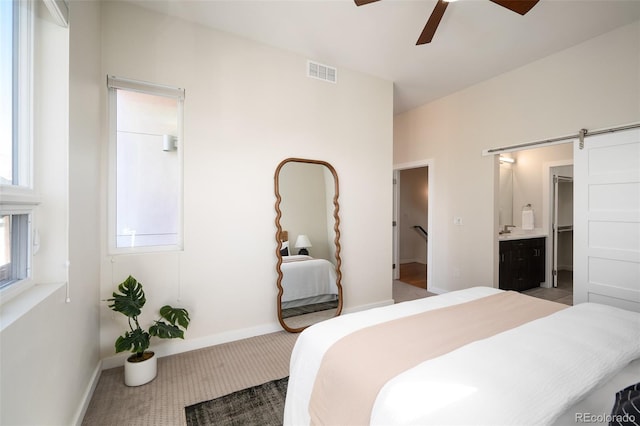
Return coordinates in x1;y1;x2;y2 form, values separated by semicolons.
284;287;640;425
278;232;339;309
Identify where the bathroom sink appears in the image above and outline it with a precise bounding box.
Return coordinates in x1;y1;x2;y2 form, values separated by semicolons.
498;228;547;240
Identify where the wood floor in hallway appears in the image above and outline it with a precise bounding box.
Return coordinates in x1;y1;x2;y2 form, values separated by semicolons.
399;262;427;289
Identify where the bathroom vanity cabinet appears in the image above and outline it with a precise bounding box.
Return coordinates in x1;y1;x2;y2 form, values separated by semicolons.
499;237;545;291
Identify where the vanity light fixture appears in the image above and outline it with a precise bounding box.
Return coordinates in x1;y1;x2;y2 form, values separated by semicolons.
295;234;312;255
499;156;515;164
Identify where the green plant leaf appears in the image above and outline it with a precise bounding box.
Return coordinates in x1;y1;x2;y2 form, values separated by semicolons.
106;276;146;318
104;277;191;355
115;328;150;355
158;305;190;329
149;321;184;339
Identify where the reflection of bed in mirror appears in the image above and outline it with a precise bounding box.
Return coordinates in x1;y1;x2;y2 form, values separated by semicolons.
279;230;339;314
280;254;339;309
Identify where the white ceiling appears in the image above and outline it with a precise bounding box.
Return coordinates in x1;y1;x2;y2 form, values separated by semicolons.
132;0;640;114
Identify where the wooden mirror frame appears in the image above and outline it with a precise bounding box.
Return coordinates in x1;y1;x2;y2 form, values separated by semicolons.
274;158;343;333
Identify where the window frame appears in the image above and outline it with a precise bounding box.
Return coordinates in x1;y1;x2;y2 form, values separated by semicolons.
106;75;185;255
0;0;37;302
0;210;32;290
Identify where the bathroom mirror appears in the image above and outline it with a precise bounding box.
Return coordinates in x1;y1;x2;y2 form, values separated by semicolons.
499;162;514;227
274;158;343;333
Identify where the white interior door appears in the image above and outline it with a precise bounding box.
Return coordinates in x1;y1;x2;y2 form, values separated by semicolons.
392;170;400;280
574;128;640;311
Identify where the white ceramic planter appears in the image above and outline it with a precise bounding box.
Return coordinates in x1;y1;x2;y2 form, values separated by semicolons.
124;351;157;386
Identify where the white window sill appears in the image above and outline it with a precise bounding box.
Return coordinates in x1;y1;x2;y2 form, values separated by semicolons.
0;185;41;206
0;282;65;332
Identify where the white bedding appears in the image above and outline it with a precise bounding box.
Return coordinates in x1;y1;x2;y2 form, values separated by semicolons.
280;255;338;307
284;287;640;425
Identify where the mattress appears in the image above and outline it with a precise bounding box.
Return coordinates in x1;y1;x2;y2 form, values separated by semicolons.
284;287;640;425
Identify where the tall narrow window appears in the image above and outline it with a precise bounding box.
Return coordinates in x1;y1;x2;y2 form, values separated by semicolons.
1;0;34;295
1;0;32;188
0;0;13;185
107;76;184;252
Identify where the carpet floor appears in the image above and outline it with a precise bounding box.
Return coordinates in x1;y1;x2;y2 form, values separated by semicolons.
82;332;298;426
83;281;428;425
82;281;564;424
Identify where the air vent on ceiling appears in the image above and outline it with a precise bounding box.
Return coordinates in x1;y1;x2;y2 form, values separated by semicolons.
307;60;337;84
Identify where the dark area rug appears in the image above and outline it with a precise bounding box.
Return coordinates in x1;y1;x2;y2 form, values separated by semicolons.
185;377;288;426
281;300;338;318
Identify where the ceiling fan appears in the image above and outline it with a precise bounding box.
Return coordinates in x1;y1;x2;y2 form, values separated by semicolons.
354;0;540;45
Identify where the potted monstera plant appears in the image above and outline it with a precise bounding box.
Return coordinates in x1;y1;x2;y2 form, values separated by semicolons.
106;275;191;386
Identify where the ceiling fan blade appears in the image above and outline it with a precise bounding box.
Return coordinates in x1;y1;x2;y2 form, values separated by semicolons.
489;0;539;15
416;0;449;45
354;0;381;6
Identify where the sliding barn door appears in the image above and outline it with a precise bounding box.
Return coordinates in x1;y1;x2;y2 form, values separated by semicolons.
574;128;640;312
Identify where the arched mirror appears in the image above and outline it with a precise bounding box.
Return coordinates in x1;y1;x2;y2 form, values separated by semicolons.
275;158;343;332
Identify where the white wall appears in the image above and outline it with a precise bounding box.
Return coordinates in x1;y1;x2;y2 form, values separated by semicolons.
99;2;393;364
67;1;102;419
0;1;102;424
511;143;573;228
394;21;640;292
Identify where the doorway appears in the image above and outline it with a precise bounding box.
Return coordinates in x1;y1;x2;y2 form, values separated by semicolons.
495;143;573;304
393;165;430;290
550;165;574;291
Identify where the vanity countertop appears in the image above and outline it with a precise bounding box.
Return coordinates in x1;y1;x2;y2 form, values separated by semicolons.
498;228;547;241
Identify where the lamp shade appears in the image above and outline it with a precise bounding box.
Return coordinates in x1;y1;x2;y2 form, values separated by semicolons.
295;234;312;249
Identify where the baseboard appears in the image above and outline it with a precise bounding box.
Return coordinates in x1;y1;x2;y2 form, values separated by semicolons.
343;299;394;314
101;321;283;370
72;360;102;425
426;285;447;295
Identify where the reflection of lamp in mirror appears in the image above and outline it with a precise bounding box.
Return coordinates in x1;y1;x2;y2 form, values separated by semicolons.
295;234;312;255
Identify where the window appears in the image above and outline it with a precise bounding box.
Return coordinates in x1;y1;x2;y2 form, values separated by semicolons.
0;213;30;289
0;1;13;185
1;0;32;188
107;76;184;252
1;0;34;294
